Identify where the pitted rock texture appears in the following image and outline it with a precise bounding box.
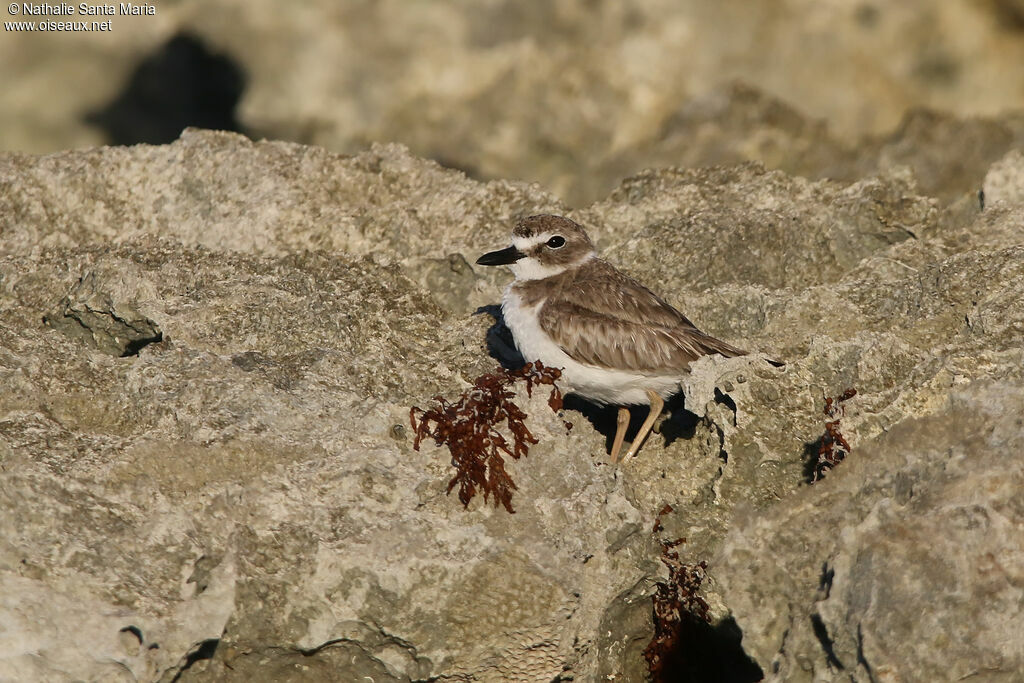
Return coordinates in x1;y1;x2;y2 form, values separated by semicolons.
1;130;1023;681
716;380;1024;682
44;271;163;357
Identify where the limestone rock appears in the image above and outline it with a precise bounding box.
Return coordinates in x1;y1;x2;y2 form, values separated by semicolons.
1;129;1022;681
983;148;1024;207
716;380;1024;681
44;271;163;357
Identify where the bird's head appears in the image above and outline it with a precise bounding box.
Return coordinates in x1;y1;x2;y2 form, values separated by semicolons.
476;214;596;280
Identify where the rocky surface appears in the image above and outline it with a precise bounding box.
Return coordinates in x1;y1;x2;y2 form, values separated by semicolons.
716;380;1024;682
5;1;1024;205
1;129;1023;681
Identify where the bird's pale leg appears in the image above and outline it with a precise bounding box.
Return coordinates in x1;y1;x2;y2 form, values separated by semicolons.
610;406;630;463
623;391;665;460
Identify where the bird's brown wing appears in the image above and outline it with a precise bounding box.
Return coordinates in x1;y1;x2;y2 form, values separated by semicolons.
558;259;702;330
538;298;746;375
515;257;747;373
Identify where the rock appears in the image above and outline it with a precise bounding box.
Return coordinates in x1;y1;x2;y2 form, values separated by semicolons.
580;163;937;291
716;380;1024;681
850;109;1024;204
44;272;163;357
983;148;1024;207
1;129;1022;681
0;234;652;681
5;2;1024;206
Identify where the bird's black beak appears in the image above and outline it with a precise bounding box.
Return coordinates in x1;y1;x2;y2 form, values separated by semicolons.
476;245;525;266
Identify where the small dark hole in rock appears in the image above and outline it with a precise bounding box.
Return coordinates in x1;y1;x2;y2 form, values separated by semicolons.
122;332;163;357
713;388;738;420
119;625;143;643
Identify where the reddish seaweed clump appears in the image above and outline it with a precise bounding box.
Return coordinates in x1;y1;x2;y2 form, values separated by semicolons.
809;387;857;482
410;361;568;513
643;536;712;680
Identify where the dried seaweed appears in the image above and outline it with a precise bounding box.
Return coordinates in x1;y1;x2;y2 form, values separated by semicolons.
643;535;711;681
410;361;569;513
809;387;857;482
652;503;673;533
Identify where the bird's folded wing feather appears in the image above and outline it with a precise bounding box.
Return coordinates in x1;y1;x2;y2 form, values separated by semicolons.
539;299;746;374
561;260;702;330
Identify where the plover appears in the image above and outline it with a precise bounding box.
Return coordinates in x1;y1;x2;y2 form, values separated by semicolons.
477;214;768;462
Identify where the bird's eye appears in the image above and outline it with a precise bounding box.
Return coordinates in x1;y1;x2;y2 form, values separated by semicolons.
546;236;566;249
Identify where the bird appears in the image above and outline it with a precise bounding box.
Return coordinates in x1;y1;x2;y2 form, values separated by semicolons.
476;214;772;463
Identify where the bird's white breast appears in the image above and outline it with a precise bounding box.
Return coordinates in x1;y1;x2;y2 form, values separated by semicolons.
501;287;684;405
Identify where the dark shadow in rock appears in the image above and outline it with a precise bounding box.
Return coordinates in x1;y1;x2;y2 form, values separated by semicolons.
562;394;643;457
810;613;845;671
657;615;765;683
714;388;738;426
476;304;526;370
169;638;219;683
563;394;700;461
122;332;164;356
660;393;700;448
118;625;143;644
802;437;826;483
85;32;247;145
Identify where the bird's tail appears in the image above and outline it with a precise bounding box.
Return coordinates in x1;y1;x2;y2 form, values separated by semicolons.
696;332;747;358
699;332;785;367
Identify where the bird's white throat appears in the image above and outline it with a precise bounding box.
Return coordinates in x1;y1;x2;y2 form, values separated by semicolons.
507;238;595;281
509;259;571;281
